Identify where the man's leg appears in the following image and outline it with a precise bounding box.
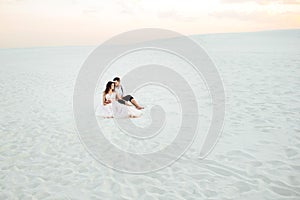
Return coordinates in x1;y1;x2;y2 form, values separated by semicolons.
131;99;144;110
122;95;132;101
117;99;126;104
122;95;144;110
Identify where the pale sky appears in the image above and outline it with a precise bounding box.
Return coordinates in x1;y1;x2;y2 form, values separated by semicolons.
1;0;299;48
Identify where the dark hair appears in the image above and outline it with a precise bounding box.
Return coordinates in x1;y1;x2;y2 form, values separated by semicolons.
113;77;120;82
104;81;114;94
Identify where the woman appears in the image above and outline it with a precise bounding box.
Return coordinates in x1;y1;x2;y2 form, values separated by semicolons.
95;81;114;118
95;81;142;118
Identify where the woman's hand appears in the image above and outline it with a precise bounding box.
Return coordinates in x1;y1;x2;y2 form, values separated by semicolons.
104;99;111;105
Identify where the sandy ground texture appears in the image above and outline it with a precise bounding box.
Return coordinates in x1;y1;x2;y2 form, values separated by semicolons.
0;29;299;199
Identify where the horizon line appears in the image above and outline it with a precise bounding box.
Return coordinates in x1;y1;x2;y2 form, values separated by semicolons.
1;27;299;50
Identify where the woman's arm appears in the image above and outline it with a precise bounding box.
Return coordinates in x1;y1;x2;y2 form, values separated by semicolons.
102;93;106;105
103;93;112;105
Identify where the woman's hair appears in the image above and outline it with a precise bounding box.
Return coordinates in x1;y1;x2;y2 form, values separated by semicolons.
104;81;114;94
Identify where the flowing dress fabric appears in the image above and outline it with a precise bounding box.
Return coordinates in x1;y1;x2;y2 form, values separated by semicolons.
95;93;114;118
112;100;142;118
96;92;142;118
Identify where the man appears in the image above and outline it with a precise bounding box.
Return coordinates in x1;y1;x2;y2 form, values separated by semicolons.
113;77;144;110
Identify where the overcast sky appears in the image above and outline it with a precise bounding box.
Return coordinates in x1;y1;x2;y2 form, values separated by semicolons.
1;0;299;48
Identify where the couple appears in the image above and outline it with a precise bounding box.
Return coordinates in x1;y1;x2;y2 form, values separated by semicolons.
95;77;144;118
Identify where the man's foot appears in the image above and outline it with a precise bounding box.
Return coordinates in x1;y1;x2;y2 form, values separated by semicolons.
136;106;144;110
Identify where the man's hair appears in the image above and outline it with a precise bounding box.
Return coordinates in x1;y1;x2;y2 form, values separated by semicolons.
113;77;120;82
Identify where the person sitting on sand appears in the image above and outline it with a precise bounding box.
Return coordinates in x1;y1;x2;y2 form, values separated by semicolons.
113;77;144;110
95;81;142;118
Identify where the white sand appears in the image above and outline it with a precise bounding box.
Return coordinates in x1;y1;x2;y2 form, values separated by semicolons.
1;30;300;199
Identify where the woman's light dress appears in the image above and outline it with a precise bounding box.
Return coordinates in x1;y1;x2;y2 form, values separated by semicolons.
95;92;142;118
